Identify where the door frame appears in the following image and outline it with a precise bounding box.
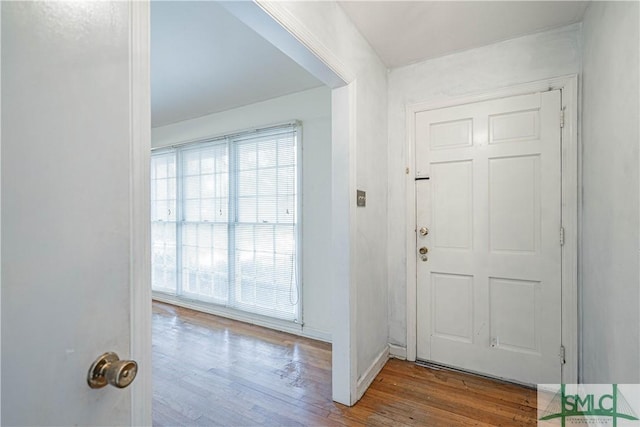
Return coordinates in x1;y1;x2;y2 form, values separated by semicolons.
0;2;3;421
130;1;359;423
130;2;152;425
404;75;579;384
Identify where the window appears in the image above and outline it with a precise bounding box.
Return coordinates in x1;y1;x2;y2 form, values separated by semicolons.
151;123;300;322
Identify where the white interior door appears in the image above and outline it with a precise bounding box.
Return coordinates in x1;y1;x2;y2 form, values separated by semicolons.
415;90;562;384
1;2;149;425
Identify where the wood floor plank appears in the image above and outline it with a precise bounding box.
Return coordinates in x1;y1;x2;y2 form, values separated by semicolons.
369;371;536;424
382;361;537;408
153;301;538;426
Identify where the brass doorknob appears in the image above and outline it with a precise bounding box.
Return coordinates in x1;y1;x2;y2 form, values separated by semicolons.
419;247;428;255
88;352;138;389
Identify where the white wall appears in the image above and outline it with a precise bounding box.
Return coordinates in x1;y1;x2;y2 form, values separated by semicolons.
152;87;333;340
387;24;582;348
271;2;389;388
581;1;640;383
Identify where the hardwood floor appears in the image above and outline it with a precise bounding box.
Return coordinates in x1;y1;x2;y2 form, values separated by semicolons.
152;301;537;426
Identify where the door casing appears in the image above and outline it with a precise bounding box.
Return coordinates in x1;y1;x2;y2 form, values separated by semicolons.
130;2;152;425
404;75;579;384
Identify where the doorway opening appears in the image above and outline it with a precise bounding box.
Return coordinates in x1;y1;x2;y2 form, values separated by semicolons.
146;0;354;417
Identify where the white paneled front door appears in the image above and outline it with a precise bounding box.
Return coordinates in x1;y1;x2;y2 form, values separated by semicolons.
415;90;562;384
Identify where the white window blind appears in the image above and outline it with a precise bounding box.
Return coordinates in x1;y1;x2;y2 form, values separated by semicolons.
151;152;177;294
151;123;300;322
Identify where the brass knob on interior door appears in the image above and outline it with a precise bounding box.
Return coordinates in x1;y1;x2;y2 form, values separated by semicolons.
87;352;138;389
419;247;428;255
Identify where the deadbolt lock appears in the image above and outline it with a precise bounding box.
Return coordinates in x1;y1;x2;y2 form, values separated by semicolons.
419;227;429;236
88;352;138;389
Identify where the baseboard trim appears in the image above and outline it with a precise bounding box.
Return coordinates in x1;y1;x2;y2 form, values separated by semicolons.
356;346;390;401
300;326;332;343
389;344;407;360
153;293;331;343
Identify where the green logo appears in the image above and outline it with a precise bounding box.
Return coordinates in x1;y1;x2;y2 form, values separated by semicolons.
539;384;639;426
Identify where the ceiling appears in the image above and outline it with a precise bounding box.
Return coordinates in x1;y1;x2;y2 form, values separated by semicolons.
151;1;322;128
339;1;589;68
152;1;590;127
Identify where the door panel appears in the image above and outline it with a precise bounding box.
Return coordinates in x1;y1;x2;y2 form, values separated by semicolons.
489;155;540;253
2;2;135;425
432;161;473;250
432;273;473;343
489;277;540;354
415;91;562;384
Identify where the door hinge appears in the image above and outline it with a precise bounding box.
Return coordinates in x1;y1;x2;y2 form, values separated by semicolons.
559;345;566;365
560;227;565;246
560;109;565;128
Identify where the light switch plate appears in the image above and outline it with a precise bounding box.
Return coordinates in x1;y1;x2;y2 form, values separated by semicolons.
357;190;366;207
